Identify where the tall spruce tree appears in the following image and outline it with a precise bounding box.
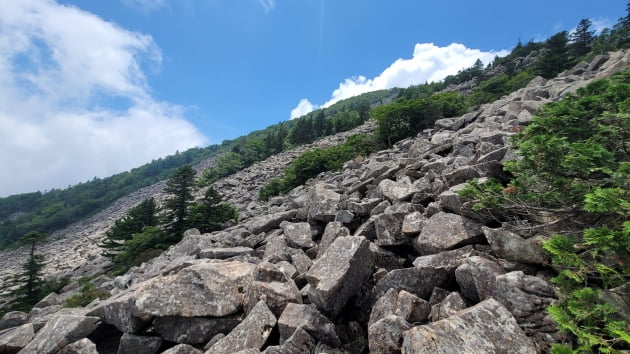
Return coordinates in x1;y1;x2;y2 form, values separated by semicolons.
188;187;238;233
536;31;570;79
163;165;196;239
11;231;47;309
570;18;596;57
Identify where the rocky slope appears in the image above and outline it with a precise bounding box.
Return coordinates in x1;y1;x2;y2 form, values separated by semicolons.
0;50;628;353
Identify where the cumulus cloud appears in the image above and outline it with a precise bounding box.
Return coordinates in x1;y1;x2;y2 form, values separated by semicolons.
0;0;207;196
290;98;317;119
290;42;509;116
258;0;275;12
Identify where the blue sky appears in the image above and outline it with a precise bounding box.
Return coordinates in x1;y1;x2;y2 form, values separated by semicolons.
0;0;625;196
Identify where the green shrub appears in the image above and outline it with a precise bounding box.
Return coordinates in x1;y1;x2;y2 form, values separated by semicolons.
64;282;110;308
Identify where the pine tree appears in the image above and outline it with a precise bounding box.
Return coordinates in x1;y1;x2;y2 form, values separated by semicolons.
11;231;47;309
188;187;238;233
570;18;596;57
536;31;570;79
163;165;196;239
99;198;158;259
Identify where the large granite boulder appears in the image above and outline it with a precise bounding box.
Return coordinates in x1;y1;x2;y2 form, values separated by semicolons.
152;315;241;345
278;303;341;347
91;260;254;333
205;301;276;354
0;323;35;354
413;212;484;255
117;333;162;354
455;256;506;303
482;227;547;265
306;236;374;317
402;299;536;353
57;338;99;354
19;315;100;354
244;280;302;317
373;267;449;300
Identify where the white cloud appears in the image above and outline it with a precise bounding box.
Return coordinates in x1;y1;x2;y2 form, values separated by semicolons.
122;0;167;13
290;98;317;119
0;0;207;196
258;0;275;12
296;42;509;111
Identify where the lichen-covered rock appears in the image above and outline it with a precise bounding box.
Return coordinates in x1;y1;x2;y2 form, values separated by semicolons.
455;256;505;303
412;245;487;274
244;280;302;317
413;212;483;255
57;338;99;354
306;236;374;317
368;288;399;327
402;299;536;353
243;210;296;234
0;323;35;354
198;247;255;260
152;315;241;345
318;222;350;257
374;212;408;246
117;333;162;354
482;227;547;265
307;185;341;222
161;344;204;354
206;301;276;354
401;211;425;236
278;303;341;348
368;315;412;354
429;292;467;321
396;290;430;324
378;179;417;202
263;327;316;354
92;260;254;333
281;222;316;249
19;315;100;354
0;311;28;331
373;267;449;300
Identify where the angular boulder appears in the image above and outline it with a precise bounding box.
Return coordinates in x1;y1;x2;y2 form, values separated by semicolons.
482;227;547;265
117;333;162;354
57;338;99;354
413;212;483;255
153;315;241;345
19;315;100;354
244;280;302;317
206;301;276;354
306;236;374;317
402;299;536;353
373;267;449;300
278;303;341;347
455;256;505;303
0;323;35;354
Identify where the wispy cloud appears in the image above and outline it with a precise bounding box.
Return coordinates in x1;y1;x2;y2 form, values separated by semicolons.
290;42;509;118
258;0;275;13
122;0;167;13
0;0;206;196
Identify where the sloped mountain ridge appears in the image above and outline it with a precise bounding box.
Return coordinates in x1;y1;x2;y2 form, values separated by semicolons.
0;50;628;353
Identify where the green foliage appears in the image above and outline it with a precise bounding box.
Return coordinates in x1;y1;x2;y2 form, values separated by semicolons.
536;31;571;79
459;70;630;352
64;281;110;308
259;134;382;200
188;187;238;233
99;198;158;259
163;165;196;238
110;226;170;275
0;147;212;250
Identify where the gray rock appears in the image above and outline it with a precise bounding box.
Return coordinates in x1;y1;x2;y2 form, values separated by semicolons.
429;292;467;321
206;301;276;354
374;212;408;246
368;288;398;328
493;271;555;320
33;292;62;308
263;327;315;354
370;200;391;216
413;212;484;255
306;236;374;317
402;299;536;353
282;222;316;249
396;290;430;324
0;323;34;354
92;260;254;333
161;344;204;354
373;267;449;300
599;282;630;323
262;235;292;263
58;338;99;354
318;222;350;258
401;211;425;236
455;256;506;302
117;333;162;354
153;315;241;345
278;303;341;347
483;227;547;265
243;210;296;234
335;210;355;224
244;280;302;317
347;198;382;216
378;179;417;202
199;247;255;260
118;333;162;354
0;311;28;331
368;315;412;354
253;262;289;282
412;245;487;274
308;186;341;222
19;315;100;354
